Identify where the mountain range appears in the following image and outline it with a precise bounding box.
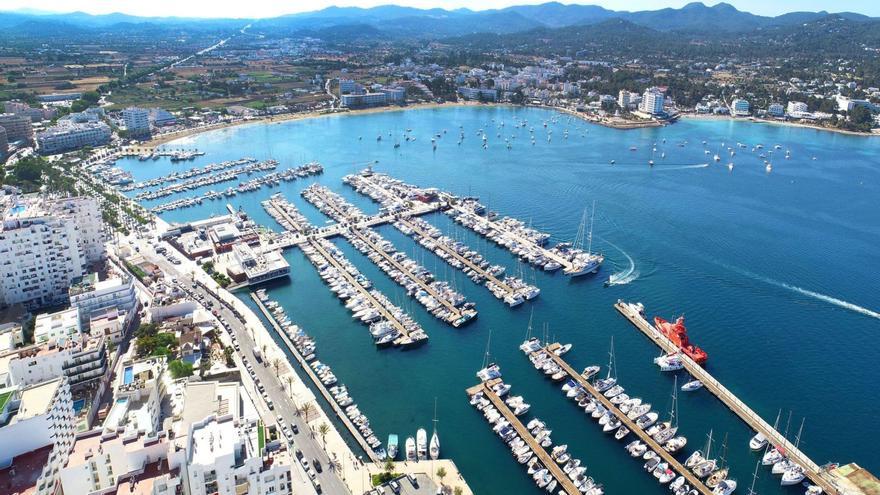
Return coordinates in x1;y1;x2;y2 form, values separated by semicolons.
0;2;876;39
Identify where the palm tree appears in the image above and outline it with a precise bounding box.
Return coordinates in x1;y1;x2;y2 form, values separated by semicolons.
436;466;447;486
318;422;330;448
383;458;395;475
285;375;293;395
299;402;315;422
453;487;463;495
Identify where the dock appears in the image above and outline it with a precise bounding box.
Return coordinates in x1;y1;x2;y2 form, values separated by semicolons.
465;380;581;495
614;301;840;495
306;238;426;346
537;343;713;495
251;293;380;462
394;216;539;306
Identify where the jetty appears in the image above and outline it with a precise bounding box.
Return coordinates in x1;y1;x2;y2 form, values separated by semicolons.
614;301;840;495
466;379;581;495
535;342;713;495
250;293;380;462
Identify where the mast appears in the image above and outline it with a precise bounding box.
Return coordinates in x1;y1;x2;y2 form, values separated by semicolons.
481;328;493;369
746;460;760;495
794;418;805;449
670;375;679;428
432;397;439;438
606;336;616;380
587;200;596;255
719;432;729;468
524;307;534;342
704;429;714;459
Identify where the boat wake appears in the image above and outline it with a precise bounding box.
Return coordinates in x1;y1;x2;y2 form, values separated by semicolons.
601;237;638;286
724;264;880;320
655;163;710;171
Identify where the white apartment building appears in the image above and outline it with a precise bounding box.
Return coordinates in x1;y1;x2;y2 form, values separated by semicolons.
731;98;750;116
2;333;108;389
176;414;292;495
458;87;498;101
104;357;167;438
34;307;81;344
787;101;809;115
122;107;151;137
340;92;389;107
338;78;361;95
69;272;137;326
0;377;76;495
226;243;290;285
0;195;105;309
4;101;56;122
0;113;34;144
768;103;785;117
618;90;641;109
36;121;111;155
638;88;665;115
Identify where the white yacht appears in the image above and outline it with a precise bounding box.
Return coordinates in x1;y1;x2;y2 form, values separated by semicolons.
416;428;428;461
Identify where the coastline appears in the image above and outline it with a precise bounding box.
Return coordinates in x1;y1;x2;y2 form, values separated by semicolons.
142;101;878;148
145;101;495;147
680;113;880;137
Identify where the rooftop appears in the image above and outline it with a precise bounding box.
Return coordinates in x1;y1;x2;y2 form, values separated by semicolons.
14;378;62;423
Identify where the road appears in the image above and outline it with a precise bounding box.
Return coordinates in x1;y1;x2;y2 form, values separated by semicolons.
135;242;351;495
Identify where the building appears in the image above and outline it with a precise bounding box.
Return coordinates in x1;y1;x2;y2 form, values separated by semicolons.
786;101;809;115
731;98;750;116
0;377;76;495
0;113;34;144
382;87;407;104
37;93;81;102
338;78;361;95
836;96;878;113
3;101;56;122
122;107;151;138
69;273;137;327
226;244;290;285
103;357;166;437
34;307;81;345
0;195;106;309
458;87;498;101
149;107;177;127
0;127;7;161
768;103;785;117
175;414;292;495
2;331;108;389
618;90;641;110
36;121;111;155
638;88;665;115
0;322;23;352
89;307;127;344
340;92;389;108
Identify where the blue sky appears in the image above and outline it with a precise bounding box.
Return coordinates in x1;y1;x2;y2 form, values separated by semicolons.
5;0;878;19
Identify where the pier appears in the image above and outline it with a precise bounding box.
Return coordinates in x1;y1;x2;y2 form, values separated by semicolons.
306;238;427;347
536;343;713;495
614;301;840;495
466;380;581;495
251;293;380;463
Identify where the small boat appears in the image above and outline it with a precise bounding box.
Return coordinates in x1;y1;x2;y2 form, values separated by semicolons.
681;379;704;392
405;436;417;461
387;434;399;460
416;428;428;461
749;432;768;451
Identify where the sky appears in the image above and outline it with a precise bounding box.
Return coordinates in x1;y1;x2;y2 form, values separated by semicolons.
3;0;878;19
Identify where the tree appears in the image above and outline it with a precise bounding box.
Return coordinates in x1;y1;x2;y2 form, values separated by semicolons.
436;466;447;485
168;360;194;379
224;347;235;367
318;422;330;448
299;402;315;422
454;487;463;495
383;458;395;474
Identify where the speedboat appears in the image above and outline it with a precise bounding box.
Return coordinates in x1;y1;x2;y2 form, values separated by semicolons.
615;426;630;440
781;464;805;485
654;353;684;371
387;434;399;460
762;447;784;466
681;379;703;392
712;479;737;495
749;432;768;450
582;366;600;379
416;429;428;461
685;450;705;469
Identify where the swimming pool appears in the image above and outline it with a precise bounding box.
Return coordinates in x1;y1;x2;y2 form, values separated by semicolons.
72;399;85;413
9;204;26;215
122;366;133;385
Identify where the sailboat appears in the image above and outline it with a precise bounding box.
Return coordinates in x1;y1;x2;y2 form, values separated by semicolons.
649;147;655;167
568;203;604;277
430;398;440;460
763;411;792;466
650;376;680;444
519;308;541;354
594;336;617;392
780;419;806;485
706;433;731;488
745;460;760;495
693;430;718;478
477;329;501;381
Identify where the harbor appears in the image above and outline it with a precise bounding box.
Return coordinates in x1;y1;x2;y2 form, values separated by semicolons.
121;157;259;192
615;301;841;495
251;291;382;462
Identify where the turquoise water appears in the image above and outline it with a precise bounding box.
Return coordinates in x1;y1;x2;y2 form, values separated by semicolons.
119;106;880;495
123;365;133;385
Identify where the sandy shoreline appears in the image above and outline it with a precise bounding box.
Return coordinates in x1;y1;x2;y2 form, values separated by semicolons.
144;102;877;147
145;101;493;147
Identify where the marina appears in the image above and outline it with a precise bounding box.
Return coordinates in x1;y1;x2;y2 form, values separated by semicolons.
529;342;715;495
344;172;542;307
251;291;382;462
615;301;839;495
121;157;258;192
302;184;478;327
